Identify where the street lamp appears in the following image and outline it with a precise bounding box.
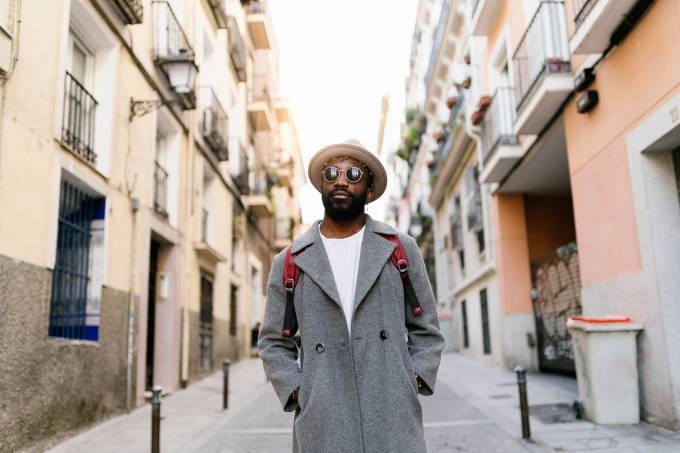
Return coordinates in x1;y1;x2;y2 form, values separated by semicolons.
159;53;199;94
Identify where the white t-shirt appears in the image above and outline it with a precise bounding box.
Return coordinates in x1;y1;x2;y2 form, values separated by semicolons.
319;224;365;334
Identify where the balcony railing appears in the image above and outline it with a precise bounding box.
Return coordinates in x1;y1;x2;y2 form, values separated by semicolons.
276;217;293;242
247;1;266;14
111;0;143;24
251;170;267;195
424;0;450;90
249;74;272;105
232;142;250;194
62;72;97;165
200;87;229;161
154;160;168;216
227;16;247;82
480;87;518;162
573;0;598;27
471;0;481;16
208;0;228;29
512;1;570;111
153;1;195;61
201;208;209;243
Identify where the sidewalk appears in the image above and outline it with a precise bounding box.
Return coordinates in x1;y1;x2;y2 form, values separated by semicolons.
43;353;680;453
439;354;680;452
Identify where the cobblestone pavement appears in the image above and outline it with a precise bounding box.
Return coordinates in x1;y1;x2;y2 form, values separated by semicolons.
45;353;680;453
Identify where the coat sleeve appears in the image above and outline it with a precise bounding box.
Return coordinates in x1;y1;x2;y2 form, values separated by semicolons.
257;251;301;412
400;234;445;396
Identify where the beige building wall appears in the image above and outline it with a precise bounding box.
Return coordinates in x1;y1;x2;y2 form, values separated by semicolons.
0;0;303;450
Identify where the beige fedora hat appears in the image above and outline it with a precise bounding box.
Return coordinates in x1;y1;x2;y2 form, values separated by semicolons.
308;139;387;203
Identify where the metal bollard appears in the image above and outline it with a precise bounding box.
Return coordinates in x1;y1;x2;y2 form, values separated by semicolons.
223;359;230;410
151;385;162;453
513;366;531;440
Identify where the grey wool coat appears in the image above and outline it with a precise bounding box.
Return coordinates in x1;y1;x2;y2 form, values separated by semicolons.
258;216;445;453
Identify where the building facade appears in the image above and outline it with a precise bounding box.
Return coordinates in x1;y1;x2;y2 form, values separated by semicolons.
402;0;680;430
0;0;303;451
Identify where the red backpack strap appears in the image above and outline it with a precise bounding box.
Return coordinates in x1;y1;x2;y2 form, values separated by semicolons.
281;245;307;337
378;233;423;317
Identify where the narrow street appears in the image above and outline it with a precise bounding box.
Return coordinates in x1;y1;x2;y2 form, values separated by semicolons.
45;353;680;453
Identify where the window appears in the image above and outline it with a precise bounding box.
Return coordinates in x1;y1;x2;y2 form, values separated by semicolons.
62;1;118;174
450;194;464;274
465;164;485;255
199;273;214;371
461;299;469;348
49;179;105;341
229;284;239;336
480;288;491;354
62;31;97;164
154;110;181;224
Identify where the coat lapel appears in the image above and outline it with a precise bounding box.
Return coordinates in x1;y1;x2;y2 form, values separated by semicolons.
352;218;396;312
292;223;342;308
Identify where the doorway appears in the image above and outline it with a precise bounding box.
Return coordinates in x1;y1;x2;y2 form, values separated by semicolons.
199;272;214;372
146;239;160;390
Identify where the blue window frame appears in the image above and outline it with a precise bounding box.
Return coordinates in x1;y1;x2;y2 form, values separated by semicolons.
49;179;104;341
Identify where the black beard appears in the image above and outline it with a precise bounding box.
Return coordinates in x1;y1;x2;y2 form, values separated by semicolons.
322;189;367;222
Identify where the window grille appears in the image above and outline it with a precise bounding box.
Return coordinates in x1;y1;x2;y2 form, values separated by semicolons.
480;289;491;354
49;179;104;340
154;160;169;216
62;72;97;165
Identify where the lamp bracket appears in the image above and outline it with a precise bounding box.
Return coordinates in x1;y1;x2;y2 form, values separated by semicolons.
129;97;180;121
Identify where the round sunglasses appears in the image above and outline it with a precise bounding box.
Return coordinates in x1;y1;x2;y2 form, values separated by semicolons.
322;166;365;184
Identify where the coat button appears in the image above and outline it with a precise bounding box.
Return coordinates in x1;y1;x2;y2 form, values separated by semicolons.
380;330;389;340
315;343;325;353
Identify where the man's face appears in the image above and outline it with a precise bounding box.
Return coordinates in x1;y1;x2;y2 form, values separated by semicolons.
321;157;373;222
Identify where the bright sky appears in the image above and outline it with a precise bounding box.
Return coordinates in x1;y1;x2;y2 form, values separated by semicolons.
268;0;418;225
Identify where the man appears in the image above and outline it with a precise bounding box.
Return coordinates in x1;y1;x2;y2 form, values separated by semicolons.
250;322;261;357
258;139;445;453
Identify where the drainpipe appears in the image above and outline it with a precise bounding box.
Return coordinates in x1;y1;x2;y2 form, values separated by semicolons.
125;114;140;411
125;198;139;411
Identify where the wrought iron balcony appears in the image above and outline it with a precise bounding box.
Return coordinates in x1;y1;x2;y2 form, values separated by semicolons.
154;160;169;216
208;0;228;29
62;72;97;165
573;0;597;26
247;1;266;15
247;74;274;131
152;1;198;109
111;0;143;24
471;0;481;16
201;208;209;243
480;87;518;162
245;1;272;49
200;87;229;161
512;1;571;112
232;142;250;194
570;0;640;54
227;16;247;82
244;170;273;218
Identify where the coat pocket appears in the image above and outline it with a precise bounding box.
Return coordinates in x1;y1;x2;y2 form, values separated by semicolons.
399;343;420;398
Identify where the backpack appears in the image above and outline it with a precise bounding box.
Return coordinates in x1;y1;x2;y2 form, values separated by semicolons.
280;233;423;337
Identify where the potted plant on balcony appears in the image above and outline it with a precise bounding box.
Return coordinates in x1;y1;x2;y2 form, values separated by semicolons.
478;95;492;111
471;109;485;126
462;76;472;89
